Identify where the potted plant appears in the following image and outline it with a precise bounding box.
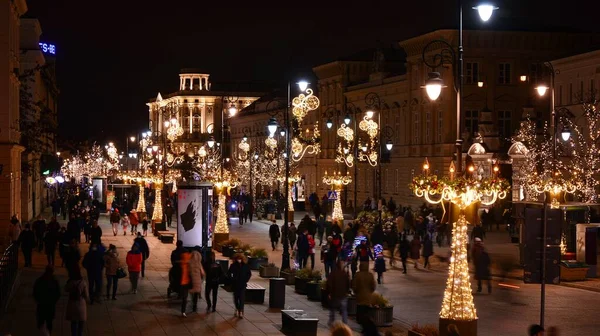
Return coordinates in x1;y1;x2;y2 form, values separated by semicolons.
281;268;296;285
320;280;329;308
368;293;394;327
259;262;280;278
408;323;439;336
294;268;314;294
248;248;268;270
222;238;241;258
306;279;322;301
560;260;590;281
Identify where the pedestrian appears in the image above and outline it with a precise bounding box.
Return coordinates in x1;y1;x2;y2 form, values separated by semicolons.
307;231;316;270
18;223;35;267
65;266;89;336
103;244;120;300
8;215;21;244
343;224;355;245
228;253;251;318
89;220;102;245
33;215;46;252
121;214;130;236
355;239;374;267
110;209;120;236
398;234;410;274
129;210;139;235
82;243;104;304
83;216;92;243
33;265;61;335
422;234;434;269
67;215;80;243
288;223;297;249
352;262;375;327
204;252;223;313
317;215;326;246
323;236;337;278
51;199;61;218
64;239;81;279
58;227;69;267
370;224;384;247
188;246;205;313
528;324;545;336
269;220;280;251
126;243;143;294
410;235;422;269
165;203;174;227
133;233;150;277
44;224;59;266
178;246;192;317
386;225;398;267
474;247;492;293
374;253;386;284
327;261;350;325
471;223;485;242
141;219;149;237
297;229;310;268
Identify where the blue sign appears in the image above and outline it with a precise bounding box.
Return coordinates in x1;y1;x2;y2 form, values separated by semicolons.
39;42;56;55
327;190;337;200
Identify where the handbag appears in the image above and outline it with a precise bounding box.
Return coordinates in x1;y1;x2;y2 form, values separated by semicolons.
116;267;127;279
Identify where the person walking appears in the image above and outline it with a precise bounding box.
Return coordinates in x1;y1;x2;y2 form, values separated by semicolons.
64;239;81;279
129;210;139;235
296;229;310;268
317;215;326;246
322;236;337;278
327;261;350;326
89;220;102;245
355;239;374;267
33;265;61;335
133;233;150;277
121;214;130;236
307;231;316;270
44;223;59;266
141;219;149;237
65;266;89;336
103;244;120;300
110;209;120;236
410;235;422;269
188;246;205;313
8;215;22;245
126;243;143;294
178;247;192;317
474;246;492;293
422;234;434;269
228;254;251;318
18;223;35;267
398;234;410;274
165;203;175;227
374;253;386;284
386;225;398;267
288;223;297;249
353;263;375;327
82;243;104;304
204;252;223;313
33;216;47;252
269;220;280;251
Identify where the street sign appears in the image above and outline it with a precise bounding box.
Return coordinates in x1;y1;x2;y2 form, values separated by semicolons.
327;190;337;200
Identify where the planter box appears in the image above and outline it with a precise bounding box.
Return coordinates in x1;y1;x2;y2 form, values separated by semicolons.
295;277;310;294
306;282;321;301
222;246;233;258
248;257;268;270
281;270;296;285
369;306;393;327
259;265;280;278
560;265;589;281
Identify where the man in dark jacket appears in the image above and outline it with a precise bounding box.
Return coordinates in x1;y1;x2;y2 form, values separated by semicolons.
89;220;103;245
327;261;350;325
296;230;310;268
32;216;46;252
33;265;61;334
204;252;223;313
66;215;80;242
63;239;81;279
228;254;251;318
343;224;355;245
398;234;410;274
269;220;280;251
134;233;150;277
18;223;36;267
44;224;59;266
82;243;104;304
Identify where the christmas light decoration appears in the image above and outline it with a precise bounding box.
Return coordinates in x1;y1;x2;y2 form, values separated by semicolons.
152;183;163;222
291;88;320;123
136;183;146;213
440;215;477;321
336;123;355;167
322;170;352;223
214;193;229;234
332;197;344;223
166;117;184;141
291;123;321;162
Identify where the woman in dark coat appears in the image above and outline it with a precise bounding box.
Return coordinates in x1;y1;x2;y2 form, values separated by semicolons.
398;234;410;274
410;236;422;269
422;234;434;269
33;265;61;334
475;250;492;293
228;254;251;318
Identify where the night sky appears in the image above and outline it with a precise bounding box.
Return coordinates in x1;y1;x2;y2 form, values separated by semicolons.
25;0;600;148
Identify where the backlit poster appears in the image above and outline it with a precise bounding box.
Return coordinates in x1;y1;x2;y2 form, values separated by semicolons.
177;188;203;247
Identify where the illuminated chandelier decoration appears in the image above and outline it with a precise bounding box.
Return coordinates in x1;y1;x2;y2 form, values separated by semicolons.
530;171;577;209
411;158;510;210
265;137;278;150
358;115;379;167
279;172;301;212
335;124;355;167
292;88;320;123
237;138;250;161
291;123;321;162
166;117;184;141
322;170;352;223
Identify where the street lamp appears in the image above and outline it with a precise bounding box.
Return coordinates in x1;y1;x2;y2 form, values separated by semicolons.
297;80;309;92
326;119;333;129
385;139;393;151
473;4;498;21
344;114;351;125
561;126;571;141
228;104;238;116
267;118;278;137
207;136;215;148
536;84;550;97
423;72;446;101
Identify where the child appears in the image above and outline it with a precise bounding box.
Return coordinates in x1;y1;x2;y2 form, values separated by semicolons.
374;244;386;284
142;219;149;237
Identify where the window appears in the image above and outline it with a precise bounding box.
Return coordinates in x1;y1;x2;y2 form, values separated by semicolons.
413;110;420;144
465;110;479;136
437;110;443;143
591;79;595;93
498;63;512;84
425;110;431;143
465;62;480;84
498;110;512;140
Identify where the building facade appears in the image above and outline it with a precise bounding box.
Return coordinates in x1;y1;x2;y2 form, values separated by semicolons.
0;0;27;239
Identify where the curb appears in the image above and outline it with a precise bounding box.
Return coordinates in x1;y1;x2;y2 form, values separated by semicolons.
560;282;600;293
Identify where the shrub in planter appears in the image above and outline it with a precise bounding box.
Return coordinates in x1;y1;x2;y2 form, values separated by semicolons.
368;293;394;327
222;245;233;257
281;268;296;285
306;280;322;301
259;263;280;278
248;248;268;270
294;268;314;294
408;323;439;336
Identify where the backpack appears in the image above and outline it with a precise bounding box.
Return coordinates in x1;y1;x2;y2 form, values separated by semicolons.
69;280;82;300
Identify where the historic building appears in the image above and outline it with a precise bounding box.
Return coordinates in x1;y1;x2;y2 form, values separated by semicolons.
0;0;27;239
552;49;600;118
309;29;600;211
19;17;59;221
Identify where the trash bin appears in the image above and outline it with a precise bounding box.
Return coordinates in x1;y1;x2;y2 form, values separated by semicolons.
269;277;286;309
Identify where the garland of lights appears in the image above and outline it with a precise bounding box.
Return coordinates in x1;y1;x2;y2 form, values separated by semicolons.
166;117;184;141
440;215;477;321
291;88;320;123
322;171;352;223
214;193;229;234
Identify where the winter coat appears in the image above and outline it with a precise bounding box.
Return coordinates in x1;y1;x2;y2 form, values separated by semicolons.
89;226;102;245
18;229;35;250
375;257;386;273
269;224;280;240
475;251;491;280
352;263;376;305
399;238;410;260
297;233;310;255
126;251;143;272
370;226;384;246
410;238;421;260
103;251;120;276
189;250;205;293
327;266;350;301
8;223;21;242
121;217;130;228
65;279;89;321
134;237;150;260
82;249;105;276
228;261;251;291
343;228;355;245
356;244;374;262
33;274;61;312
205;261;224;285
129;212;139;225
110;212;120;223
422;238;434;258
288;226;297;243
180;251;192;286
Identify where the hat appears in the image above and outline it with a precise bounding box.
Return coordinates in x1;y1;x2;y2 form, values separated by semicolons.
475;237;482;242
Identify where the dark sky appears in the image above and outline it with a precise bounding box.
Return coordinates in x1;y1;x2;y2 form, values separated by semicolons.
25;0;600;148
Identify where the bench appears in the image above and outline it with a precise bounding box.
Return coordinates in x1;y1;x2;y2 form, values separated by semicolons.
281;310;318;335
157;231;174;243
245;282;266;304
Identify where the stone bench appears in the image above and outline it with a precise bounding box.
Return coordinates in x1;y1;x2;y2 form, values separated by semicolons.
245;282;266;304
157;231;174;243
281;309;318;335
